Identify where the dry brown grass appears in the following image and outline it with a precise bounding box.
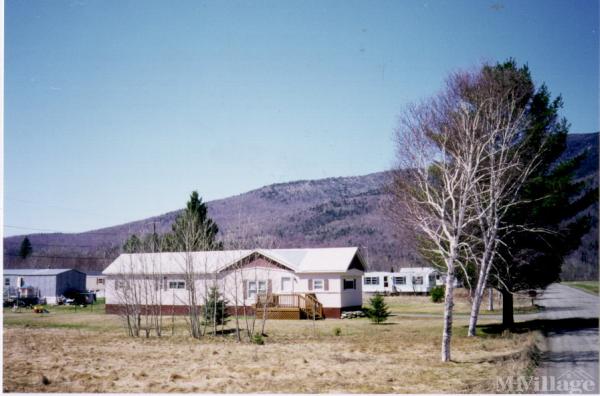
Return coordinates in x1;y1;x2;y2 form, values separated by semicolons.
3;300;537;393
382;288;535;316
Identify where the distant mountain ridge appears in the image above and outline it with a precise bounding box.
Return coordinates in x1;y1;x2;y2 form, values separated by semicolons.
4;133;598;280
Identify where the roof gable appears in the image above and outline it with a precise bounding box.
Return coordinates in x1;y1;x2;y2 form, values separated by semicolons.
348;254;366;271
219;251;296;273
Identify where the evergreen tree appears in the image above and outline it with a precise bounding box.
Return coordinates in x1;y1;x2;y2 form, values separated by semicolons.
123;234;143;253
203;286;230;326
169;191;222;251
486;60;597;327
19;237;33;259
366;293;390;324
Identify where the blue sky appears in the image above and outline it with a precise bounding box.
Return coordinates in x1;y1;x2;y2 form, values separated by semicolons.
4;0;599;236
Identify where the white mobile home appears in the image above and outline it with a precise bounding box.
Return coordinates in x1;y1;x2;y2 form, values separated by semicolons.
103;247;366;319
362;267;441;294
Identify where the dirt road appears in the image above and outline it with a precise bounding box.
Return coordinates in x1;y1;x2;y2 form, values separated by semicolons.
534;283;599;394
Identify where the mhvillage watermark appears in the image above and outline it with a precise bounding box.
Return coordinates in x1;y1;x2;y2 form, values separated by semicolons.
496;369;597;393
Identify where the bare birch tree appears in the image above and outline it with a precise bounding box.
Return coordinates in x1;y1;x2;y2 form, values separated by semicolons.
455;67;544;337
113;254;143;337
392;71;491;362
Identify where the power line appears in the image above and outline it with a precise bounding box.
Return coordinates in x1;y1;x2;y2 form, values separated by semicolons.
4;225;67;233
3;240;110;249
4;197;108;218
4;221;163;236
4;253;112;261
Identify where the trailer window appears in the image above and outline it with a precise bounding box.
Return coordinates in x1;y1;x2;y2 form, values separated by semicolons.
313;279;324;290
343;278;356;290
97;278;105;285
394;276;406;285
364;277;379;285
168;281;186;289
413;276;423;285
4;278;9;286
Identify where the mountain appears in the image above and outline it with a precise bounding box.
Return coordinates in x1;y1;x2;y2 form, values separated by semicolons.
4;133;598;279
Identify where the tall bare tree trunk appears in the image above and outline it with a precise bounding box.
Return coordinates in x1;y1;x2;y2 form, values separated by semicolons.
468;227;498;336
441;264;456;362
488;288;494;311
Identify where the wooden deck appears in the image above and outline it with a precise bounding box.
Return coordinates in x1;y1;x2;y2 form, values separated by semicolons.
255;293;323;320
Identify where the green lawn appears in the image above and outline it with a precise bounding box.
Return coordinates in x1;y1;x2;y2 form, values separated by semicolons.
3;297;107;330
563;281;599;295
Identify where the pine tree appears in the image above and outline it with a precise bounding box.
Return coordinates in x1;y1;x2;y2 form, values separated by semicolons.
486;60;597;327
19;237;33;259
366;293;390;324
169;191;222;251
203;286;230;326
123;234;143;253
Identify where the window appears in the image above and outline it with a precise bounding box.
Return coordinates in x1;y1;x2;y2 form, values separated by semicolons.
313;279;324;290
4;278;9;287
364;277;380;285
115;280;126;289
248;281;266;298
394;276;406;285
428;275;436;284
168;281;186;289
413;276;423;285
97;278;105;285
248;281;257;298
343;278;356;290
258;281;266;294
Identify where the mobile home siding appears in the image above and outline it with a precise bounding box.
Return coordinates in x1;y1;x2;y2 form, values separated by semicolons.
3;269;86;303
4;275;57;297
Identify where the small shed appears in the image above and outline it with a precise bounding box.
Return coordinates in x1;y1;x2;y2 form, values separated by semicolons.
3;269;86;304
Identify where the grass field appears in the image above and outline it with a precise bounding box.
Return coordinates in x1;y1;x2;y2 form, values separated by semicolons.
3;294;539;393
563;281;599;295
381;288;539;316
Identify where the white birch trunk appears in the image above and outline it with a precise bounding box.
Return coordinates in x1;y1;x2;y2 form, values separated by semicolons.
441;263;456;362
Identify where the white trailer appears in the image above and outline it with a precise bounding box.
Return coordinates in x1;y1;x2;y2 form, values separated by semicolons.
363;267;442;294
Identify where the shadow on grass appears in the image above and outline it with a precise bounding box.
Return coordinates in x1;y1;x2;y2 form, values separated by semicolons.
213;328;239;336
479;317;599;336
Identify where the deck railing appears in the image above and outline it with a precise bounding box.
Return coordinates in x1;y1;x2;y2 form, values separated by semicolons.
255;293;323;318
